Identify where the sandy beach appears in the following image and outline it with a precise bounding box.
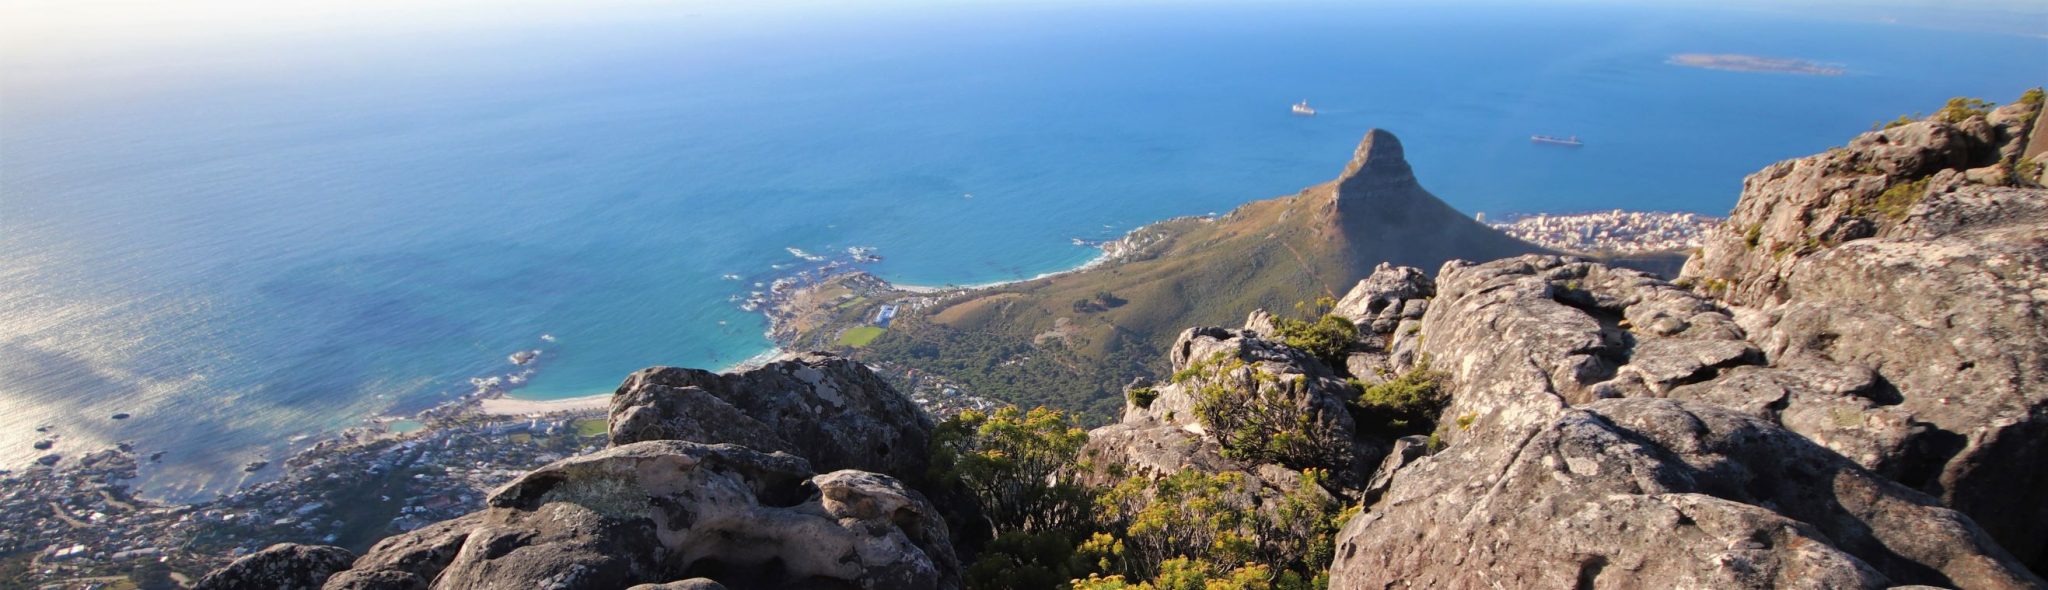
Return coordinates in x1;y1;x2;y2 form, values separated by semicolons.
477;393;612;416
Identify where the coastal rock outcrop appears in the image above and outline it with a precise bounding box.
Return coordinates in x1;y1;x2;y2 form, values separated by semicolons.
1329;255;2043;589
607;352;934;481
195;543;356;590
324;441;959;590
1682;97;2048;571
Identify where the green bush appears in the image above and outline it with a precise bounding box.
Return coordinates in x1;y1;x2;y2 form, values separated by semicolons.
1352;361;1451;436
1936;97;1995;123
1272;298;1357;370
1185;356;1346;468
1090;469;1341;589
1126;386;1158;409
929;406;1095;534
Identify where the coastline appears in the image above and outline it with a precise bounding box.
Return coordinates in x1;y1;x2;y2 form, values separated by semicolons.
892;249;1112;294
476;394;612;416
475;345;793;415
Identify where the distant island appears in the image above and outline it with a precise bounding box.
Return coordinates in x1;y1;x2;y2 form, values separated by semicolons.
1668;53;1846;76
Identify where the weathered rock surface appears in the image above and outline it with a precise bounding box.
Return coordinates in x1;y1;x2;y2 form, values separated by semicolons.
324;441;958;590
1122;324;1367;476
1333;398;2038;589
608;352;934;481
195;543;356;590
1332;262;1434;336
1329;255;2043;589
1682;99;2048;571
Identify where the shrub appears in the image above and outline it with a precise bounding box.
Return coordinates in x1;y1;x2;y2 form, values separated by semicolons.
1935;97;1995;123
929;406;1095;534
2022;87;2045;108
1187;359;1346;468
1873;177;1932;220
1353;361;1451;436
1127;386;1158;409
1272;297;1358;370
1091;468;1342;588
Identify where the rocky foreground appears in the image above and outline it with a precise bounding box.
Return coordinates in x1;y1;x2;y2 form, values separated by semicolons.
195;96;2047;589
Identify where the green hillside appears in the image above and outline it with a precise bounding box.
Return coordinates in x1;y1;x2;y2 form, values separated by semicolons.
824;130;1545;420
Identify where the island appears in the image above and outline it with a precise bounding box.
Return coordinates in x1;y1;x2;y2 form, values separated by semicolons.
1668;53;1846;76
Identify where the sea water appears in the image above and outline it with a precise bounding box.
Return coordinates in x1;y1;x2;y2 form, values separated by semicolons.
3;1;2042;499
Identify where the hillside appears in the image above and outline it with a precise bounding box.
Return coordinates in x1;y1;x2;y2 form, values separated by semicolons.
814;130;1542;417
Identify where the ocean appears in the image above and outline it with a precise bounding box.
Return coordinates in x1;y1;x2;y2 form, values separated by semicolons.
3;0;2043;500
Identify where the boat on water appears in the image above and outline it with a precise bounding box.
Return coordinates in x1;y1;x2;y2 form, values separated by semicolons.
1531;135;1584;147
1291;100;1316;116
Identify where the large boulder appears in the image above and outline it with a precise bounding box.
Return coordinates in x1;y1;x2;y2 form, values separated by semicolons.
194;543;355;590
1682;99;2048;571
1331;262;1434;336
1328;256;2042;589
608;352;934;481
325;441;959;590
1331;398;2040;589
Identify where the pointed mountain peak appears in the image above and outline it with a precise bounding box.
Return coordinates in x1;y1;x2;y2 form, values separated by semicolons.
1337;129;1417;190
1332;129;1426;217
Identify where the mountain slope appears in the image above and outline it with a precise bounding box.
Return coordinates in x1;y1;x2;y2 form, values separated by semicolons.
851;130;1543;417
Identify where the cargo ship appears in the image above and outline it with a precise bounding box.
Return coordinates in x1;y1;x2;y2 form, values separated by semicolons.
1531;135;1583;147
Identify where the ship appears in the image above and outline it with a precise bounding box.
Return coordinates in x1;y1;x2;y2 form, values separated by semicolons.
1531;135;1584;147
1291;100;1316;116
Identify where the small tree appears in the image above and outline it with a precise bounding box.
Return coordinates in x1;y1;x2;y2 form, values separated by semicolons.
930;406;1095;533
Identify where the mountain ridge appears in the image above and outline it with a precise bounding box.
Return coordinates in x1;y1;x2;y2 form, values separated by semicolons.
804;128;1544;417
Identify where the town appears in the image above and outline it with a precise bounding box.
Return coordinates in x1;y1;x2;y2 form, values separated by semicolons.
1484;209;1721;255
0;409;608;589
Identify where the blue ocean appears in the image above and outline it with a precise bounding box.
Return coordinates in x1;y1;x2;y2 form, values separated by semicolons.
3;1;2043;500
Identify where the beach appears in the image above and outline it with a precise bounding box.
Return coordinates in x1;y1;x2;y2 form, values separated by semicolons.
476;394;613;416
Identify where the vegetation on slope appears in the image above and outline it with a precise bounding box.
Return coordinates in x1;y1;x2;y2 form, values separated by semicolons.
930;406;1349;590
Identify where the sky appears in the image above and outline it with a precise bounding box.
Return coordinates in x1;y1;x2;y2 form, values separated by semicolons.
4;0;2042;60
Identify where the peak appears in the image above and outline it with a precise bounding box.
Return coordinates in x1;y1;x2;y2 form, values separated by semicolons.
1343;129;1410;177
1336;129;1418;194
1332;129;1422;213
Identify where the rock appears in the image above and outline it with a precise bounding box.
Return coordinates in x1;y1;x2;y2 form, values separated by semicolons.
1681;97;2048;571
322;441;958;590
1084;323;1378;503
1329;255;2042;588
1330;398;2041;589
1360;434;1428;503
35;454;59;466
194;543;355;590
322;514;479;590
607;352;933;481
1332;262;1434;335
1241;309;1278;338
31;439;52;451
110;412;130;420
243;460;268;472
626;580;728;590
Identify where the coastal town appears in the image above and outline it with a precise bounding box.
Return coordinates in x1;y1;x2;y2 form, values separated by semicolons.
1484;209;1720;255
1;407;608;588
